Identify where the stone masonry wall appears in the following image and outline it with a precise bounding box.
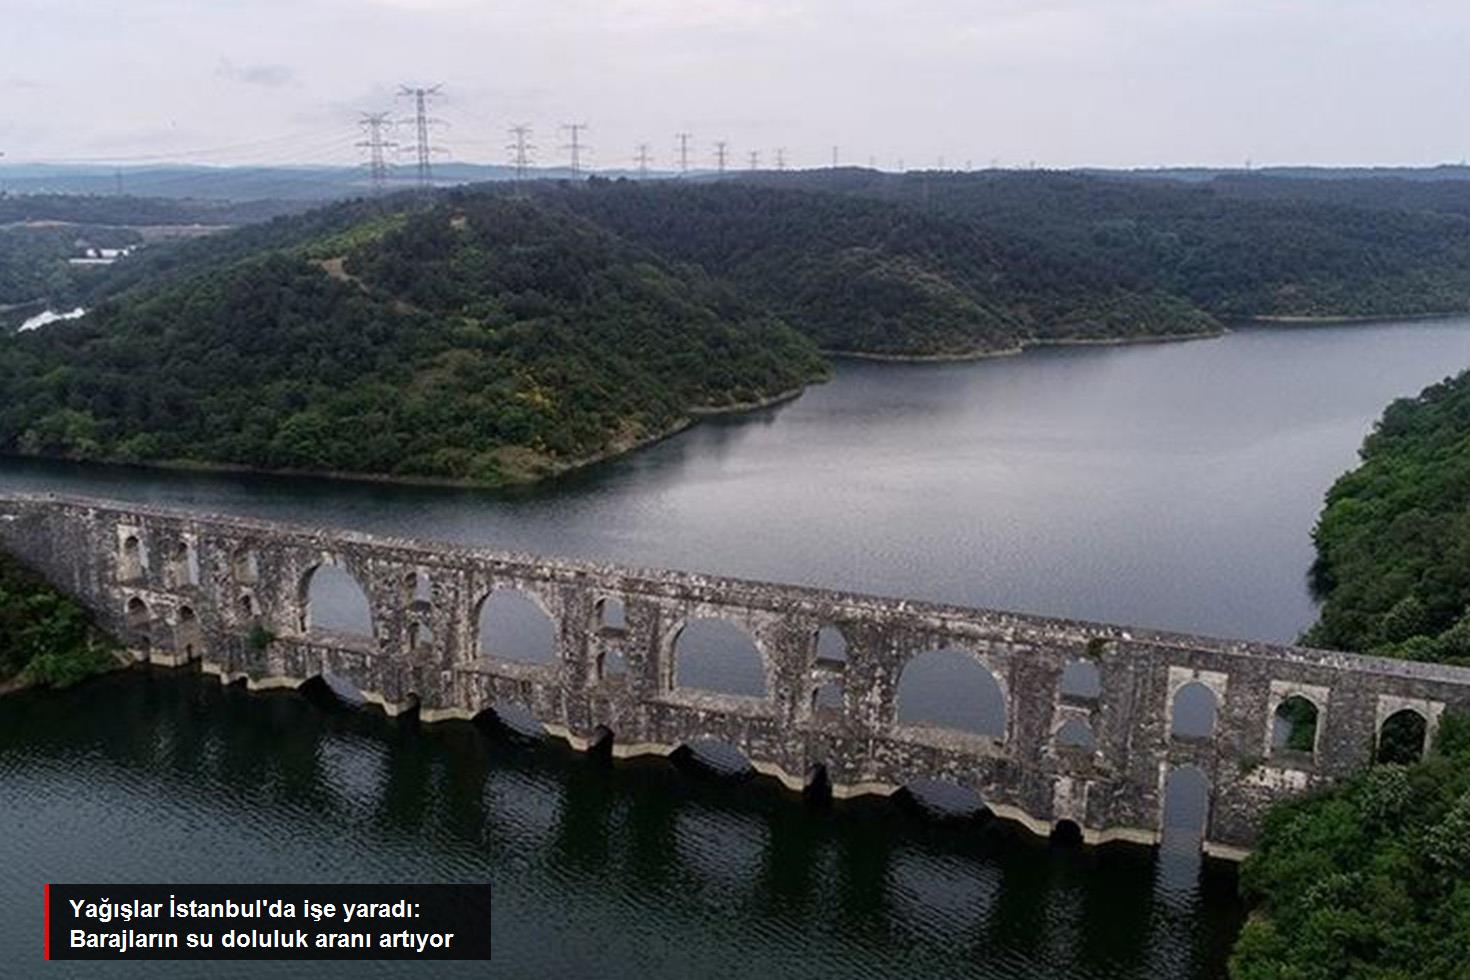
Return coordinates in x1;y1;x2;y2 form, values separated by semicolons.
4;492;1470;858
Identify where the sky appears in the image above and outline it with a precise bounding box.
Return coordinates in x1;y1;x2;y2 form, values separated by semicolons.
3;0;1470;171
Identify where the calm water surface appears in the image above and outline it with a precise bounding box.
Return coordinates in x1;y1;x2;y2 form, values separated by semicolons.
6;320;1470;978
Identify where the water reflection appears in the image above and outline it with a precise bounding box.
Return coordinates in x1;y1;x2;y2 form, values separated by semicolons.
8;321;1470;644
0;671;1244;979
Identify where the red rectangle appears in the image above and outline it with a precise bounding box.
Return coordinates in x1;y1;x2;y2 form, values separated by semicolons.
44;883;51;961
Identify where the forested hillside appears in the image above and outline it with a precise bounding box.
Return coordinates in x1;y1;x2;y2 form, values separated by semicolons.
1231;717;1470;979
759;169;1470;320
7;172;1470;484
0;194;824;485
0;224;141;306
545;180;1215;357
1303;369;1470;663
1232;371;1470;978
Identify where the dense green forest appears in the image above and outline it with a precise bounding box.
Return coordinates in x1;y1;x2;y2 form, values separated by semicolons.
758;170;1470;320
0;224;141;307
544;180;1215;356
0;193;300;227
0;549;116;689
1303;369;1470;663
1232;372;1470;977
6;172;1470;481
1231;717;1470;979
0;194;824;484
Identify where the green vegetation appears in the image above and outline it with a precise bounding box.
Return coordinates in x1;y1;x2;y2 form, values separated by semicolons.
1232;370;1470;977
6;173;1470;483
762;169;1470;321
0;549;117;689
0;193;825;485
1303;369;1470;663
1231;717;1470;979
547;180;1216;357
0;224;140;307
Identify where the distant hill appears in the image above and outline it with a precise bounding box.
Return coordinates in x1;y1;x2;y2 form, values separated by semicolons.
542;179;1216;357
7;169;1470;485
0;193;825;485
749;169;1470;320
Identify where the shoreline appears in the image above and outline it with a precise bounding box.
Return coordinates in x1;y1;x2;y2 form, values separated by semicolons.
823;327;1226;363
3;308;1460;489
1244;311;1469;326
0;383;815;495
0;650;134;700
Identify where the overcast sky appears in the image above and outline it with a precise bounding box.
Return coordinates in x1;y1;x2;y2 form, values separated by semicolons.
4;0;1469;171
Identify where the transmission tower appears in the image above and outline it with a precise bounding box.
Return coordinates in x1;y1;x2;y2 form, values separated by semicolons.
831;145;839;168
561;123;589;177
397;85;444;189
675;132;692;175
714;140;728;174
775;148;786;171
635;143;652;179
507;124;534;181
747;149;760;172
356;111;397;194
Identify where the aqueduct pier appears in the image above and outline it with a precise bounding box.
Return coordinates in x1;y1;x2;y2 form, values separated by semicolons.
4;492;1469;859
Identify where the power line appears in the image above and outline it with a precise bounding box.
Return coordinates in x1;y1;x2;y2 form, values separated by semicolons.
635;143;652;179
675;131;692;176
356;111;396;194
397;84;445;189
561;123;589;177
507;124;534;181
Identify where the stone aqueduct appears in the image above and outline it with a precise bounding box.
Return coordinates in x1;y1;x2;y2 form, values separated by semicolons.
5;493;1470;859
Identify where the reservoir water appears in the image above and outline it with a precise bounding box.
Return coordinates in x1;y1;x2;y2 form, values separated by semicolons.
6;319;1470;978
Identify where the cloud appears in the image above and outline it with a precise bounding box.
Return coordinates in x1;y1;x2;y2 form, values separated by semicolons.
215;59;296;88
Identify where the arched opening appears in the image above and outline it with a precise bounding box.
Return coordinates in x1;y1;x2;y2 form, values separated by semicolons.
899;778;988;819
812;681;844;721
672;740;754;778
1377;709;1429;765
409;621;435;654
815;625;848;664
237;592;255;617
1272;695;1320;756
164;540;198;589
404;571;432;604
126;596;150;637
1162;764;1210;852
174;605;202;661
232;548;259;584
398;691;422;722
1061;660;1102;700
597;597;627;632
1055;717;1097;751
895;647;1006;739
673;618;767;698
599;648;628;682
1051;819;1084;846
803;763;832;803
588;724;615;760
301;563;375;638
477;589;557;665
479;703;547;740
300;672;367;711
1170;682;1218;741
119;535;145;582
